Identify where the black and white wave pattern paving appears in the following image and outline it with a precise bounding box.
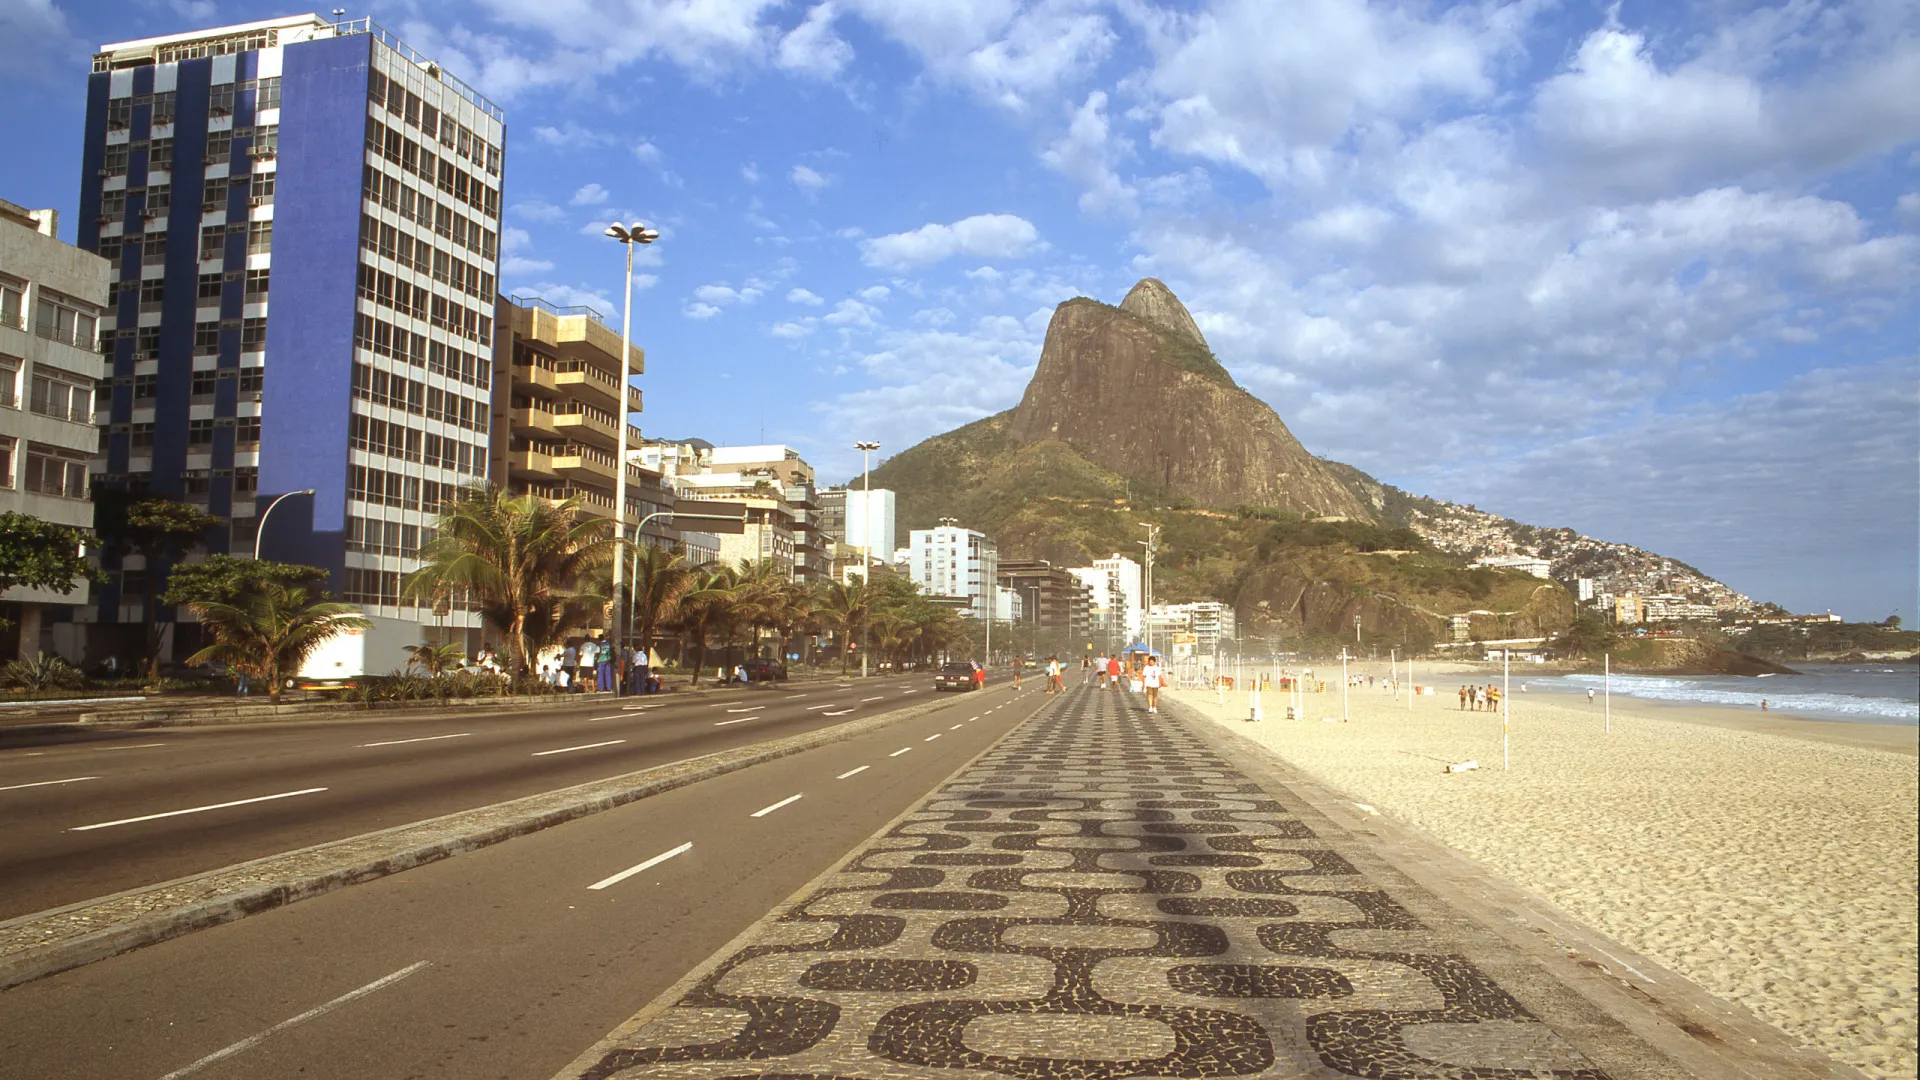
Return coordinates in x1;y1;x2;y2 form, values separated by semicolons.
575;686;1612;1080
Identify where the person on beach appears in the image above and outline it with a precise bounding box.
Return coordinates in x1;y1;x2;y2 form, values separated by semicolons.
1049;656;1065;694
1587;688;1596;704
1107;654;1122;690
1142;656;1164;713
1460;685;1468;710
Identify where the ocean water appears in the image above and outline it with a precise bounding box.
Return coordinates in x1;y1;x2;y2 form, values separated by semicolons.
1523;663;1919;725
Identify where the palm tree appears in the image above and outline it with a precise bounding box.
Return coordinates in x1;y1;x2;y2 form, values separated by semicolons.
183;583;372;704
822;578;872;673
668;564;739;684
404;487;618;674
630;545;692;662
404;641;466;675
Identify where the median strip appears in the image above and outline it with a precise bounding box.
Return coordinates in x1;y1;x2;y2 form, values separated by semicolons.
0;689;996;991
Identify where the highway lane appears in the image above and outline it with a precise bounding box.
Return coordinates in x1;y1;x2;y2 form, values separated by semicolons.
0;675;954;919
0;681;1050;1080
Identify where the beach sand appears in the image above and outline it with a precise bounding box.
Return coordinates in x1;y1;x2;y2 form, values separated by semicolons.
1167;664;1919;1080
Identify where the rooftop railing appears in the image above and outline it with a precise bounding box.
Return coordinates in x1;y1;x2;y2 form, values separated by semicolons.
509;293;607;325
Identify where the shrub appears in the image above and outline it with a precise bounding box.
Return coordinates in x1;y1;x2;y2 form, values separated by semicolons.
0;655;87;692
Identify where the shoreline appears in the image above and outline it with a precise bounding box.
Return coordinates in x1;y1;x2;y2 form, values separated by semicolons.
1167;678;1919;1080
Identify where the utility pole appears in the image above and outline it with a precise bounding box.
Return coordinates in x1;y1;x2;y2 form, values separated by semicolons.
1138;522;1160;655
1339;647;1351;722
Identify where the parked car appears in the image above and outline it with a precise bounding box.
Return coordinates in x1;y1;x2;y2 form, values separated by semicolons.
934;662;977;692
743;657;788;682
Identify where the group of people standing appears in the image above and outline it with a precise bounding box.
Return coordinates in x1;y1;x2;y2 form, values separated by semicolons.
1458;683;1502;712
538;638;660;695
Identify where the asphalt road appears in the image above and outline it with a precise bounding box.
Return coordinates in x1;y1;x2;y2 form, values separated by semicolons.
0;680;1050;1080
0;675;949;919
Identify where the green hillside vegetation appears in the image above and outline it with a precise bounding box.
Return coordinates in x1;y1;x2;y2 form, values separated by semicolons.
871;425;1569;653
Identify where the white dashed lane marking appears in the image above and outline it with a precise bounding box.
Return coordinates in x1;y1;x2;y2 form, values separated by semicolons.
589;842;693;890
836;766;869;779
751;794;803;818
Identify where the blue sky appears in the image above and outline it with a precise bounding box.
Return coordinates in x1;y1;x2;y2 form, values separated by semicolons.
3;0;1916;621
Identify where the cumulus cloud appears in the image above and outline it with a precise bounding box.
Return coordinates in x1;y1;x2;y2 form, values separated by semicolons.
512;199;568;222
684;302;724;320
791;164;831;191
777;2;853;78
842;0;1114;109
533;120;620;147
787;287;825;305
742;162;762;183
570;182;611;206
500;255;556;275
1041;91;1137;217
858;285;890;301
861;213;1042;269
693;281;765;306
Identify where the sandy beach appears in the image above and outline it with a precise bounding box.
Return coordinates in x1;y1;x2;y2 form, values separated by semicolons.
1167;661;1919;1080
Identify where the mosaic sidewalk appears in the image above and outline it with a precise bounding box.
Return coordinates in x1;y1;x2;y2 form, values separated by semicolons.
560;686;1636;1080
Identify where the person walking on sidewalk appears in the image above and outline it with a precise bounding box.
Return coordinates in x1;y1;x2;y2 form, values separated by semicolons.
1142;655;1164;713
1107;654;1122;691
1012;655;1024;690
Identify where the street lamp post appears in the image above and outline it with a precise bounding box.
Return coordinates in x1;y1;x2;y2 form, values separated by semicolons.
604;222;659;695
253;488;317;561
854;440;879;678
623;509;745;692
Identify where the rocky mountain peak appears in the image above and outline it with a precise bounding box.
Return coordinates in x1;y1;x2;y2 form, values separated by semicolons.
1120;278;1209;351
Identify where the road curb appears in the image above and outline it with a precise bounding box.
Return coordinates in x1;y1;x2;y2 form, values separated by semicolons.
0;685;993;991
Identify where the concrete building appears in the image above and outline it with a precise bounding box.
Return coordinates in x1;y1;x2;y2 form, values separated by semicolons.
1473;553;1553;579
1070;553;1142;642
0;198;111;661
1612;594;1645;625
639;441;818;580
1149;601;1237;656
907;522;998;619
489;294;675;547
78;15;503;654
997;559;1094;640
818;486;895;570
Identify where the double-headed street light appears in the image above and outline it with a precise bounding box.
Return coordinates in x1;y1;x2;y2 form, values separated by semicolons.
853;440;879;678
605;222;659;694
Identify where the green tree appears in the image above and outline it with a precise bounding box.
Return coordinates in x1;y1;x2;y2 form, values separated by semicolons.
822;578;873;674
161;555;329;607
95;496;225;677
404;641;466;674
403;487;618;674
629;545;693;660
183;583;372;703
668;565;741;684
0;512;91;597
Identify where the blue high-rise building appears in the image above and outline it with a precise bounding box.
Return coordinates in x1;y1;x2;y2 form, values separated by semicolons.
77;15;504;658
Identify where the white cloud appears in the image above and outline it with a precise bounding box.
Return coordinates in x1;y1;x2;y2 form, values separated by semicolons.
0;0;72;78
823;298;880;328
842;0;1114;109
693;282;765;306
742;162;762;183
1041;90;1137;217
791;164;831;191
1899;193;1920;223
533;121;619;148
500;255;556;275
633;140;664;164
684;302;724;319
464;0;783;86
570;182;611;206
771;320;817;338
170;0;217;22
858;285;890;302
516;282;620;315
861;213;1042;269
512;199;568;222
787;287;825;305
777;2;853;78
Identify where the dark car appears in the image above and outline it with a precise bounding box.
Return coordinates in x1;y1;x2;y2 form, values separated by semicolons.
742;657;788;682
934;663;977;692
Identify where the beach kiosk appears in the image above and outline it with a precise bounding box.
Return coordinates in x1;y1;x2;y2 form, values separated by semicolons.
1119;642;1160;691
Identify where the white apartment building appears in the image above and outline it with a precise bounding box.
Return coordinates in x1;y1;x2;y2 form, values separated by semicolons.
843;487;894;564
1073;553;1143;640
908;523;998;619
1473;553;1553;579
1150;601;1237;655
0;199;110;661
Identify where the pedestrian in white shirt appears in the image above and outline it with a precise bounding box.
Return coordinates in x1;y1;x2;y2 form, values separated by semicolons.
1142;657;1164;713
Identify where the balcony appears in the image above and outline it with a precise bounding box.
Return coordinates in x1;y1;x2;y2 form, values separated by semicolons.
550;442;616;482
508;405;557;438
550;403;619;445
507;447;556;480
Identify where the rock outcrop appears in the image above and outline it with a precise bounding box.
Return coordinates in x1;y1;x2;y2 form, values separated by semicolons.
1005;285;1374;519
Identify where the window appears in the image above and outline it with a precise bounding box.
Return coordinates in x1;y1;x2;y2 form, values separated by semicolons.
255;77;281;111
188;419;215;447
247;220;272;254
144;184;170;214
148;138;173;170
129;423;155;449
205;130;232;164
203;178;228;212
98;236;123;264
236;417;260;446
136;325;160;356
0;437;11;488
251;125;278;159
0;359;18;408
143;234;167;266
31;373;92;423
33;293;99;350
194;325;221;356
200;224;225;260
100;189;126;218
107;98;131;129
0;279;22;330
138;278;165;313
420;103;438;140
209;83;236;117
244;268;269;298
198;272;224;300
23;443;89;499
249;172;274;204
150;92;175;124
239;367;263;394
234;466;257;495
133;374;157;400
103;145;129;177
240;317;267;351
